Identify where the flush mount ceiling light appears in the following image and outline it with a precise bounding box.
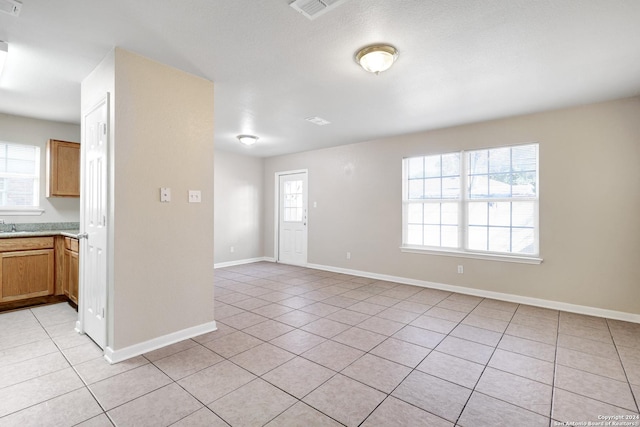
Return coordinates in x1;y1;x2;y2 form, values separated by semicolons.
237;135;259;146
355;44;398;74
0;41;8;76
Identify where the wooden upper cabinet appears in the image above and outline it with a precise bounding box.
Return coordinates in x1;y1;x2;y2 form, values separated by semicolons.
46;139;80;197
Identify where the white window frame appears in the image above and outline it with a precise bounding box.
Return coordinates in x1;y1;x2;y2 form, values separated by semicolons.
0;141;44;216
401;143;542;264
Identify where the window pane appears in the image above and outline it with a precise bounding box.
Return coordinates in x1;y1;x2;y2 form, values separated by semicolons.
442;177;460;198
489;173;511;197
407;204;423;224
489;147;510;173
407;225;423;245
488;227;510;252
423;203;440;224
441;226;458;248
441;153;459;176
424;156;441;178
441;203;458;225
468;226;487;251
512;201;535;227
512;171;537;197
468;202;488;226
408;179;424;199
512;227;535;254
7;159;36;174
424;178;441;198
512;144;537;172
0;143;39;208
424;225;440;246
468;175;489;198
468;151;488;175
407;157;424;179
488;202;511;226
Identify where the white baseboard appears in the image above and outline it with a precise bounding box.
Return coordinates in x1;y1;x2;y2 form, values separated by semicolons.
306;263;640;324
104;321;217;364
214;257;274;269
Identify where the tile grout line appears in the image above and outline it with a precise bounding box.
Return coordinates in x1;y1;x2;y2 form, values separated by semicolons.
451;299;519;426
606;319;640;414
548;309;561;427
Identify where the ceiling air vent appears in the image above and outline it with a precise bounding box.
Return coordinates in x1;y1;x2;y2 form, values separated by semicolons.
0;0;21;17
289;0;348;20
305;116;331;126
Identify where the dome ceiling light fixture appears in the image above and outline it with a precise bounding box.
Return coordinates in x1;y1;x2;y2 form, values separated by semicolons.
237;134;259;146
355;44;398;75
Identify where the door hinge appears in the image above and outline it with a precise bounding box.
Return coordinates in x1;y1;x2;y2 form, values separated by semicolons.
102;308;105;318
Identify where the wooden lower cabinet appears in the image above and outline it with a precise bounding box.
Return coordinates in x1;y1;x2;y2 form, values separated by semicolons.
63;237;79;304
0;236;79;306
0;247;55;302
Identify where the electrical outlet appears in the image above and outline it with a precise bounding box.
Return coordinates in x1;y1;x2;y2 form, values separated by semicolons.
346;252;351;260
160;187;171;202
457;265;464;274
230;246;235;253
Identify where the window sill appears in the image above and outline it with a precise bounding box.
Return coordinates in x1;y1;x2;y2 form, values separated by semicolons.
400;246;543;264
0;208;45;216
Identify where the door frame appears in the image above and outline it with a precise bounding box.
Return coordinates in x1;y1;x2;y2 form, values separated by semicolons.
76;93;110;348
274;169;308;265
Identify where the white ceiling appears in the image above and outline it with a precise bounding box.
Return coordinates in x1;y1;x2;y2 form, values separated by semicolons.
1;0;639;157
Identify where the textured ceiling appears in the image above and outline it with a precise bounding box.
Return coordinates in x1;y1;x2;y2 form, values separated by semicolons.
0;0;639;157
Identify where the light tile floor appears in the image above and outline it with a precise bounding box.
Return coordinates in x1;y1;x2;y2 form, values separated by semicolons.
1;261;639;426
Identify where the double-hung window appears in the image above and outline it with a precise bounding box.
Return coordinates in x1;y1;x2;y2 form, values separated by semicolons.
0;142;41;211
402;143;539;262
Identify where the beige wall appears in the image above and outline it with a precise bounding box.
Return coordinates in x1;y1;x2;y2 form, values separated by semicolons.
83;48;215;350
0;113;80;224
264;97;640;315
214;150;263;265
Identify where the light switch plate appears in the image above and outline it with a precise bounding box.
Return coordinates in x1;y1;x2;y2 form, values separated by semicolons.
188;190;202;203
160;187;171;202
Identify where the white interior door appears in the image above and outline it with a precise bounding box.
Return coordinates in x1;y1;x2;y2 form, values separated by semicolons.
79;95;109;349
278;171;308;265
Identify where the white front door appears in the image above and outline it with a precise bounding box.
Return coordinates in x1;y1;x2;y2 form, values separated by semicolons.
278;171;308;265
79;95;109;349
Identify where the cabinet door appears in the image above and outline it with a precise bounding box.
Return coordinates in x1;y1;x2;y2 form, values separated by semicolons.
46;139;80;197
65;248;79;304
62;248;70;298
0;249;55;302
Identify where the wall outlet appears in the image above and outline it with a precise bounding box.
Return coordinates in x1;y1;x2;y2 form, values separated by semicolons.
346;252;351;260
457;265;464;274
160;187;171;202
230;246;235;253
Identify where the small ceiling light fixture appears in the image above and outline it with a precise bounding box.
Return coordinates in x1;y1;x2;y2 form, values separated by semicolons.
355;44;398;75
0;41;8;76
237;134;259;146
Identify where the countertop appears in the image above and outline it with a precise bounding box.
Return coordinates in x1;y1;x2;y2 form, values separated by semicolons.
0;222;80;239
0;230;80;239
